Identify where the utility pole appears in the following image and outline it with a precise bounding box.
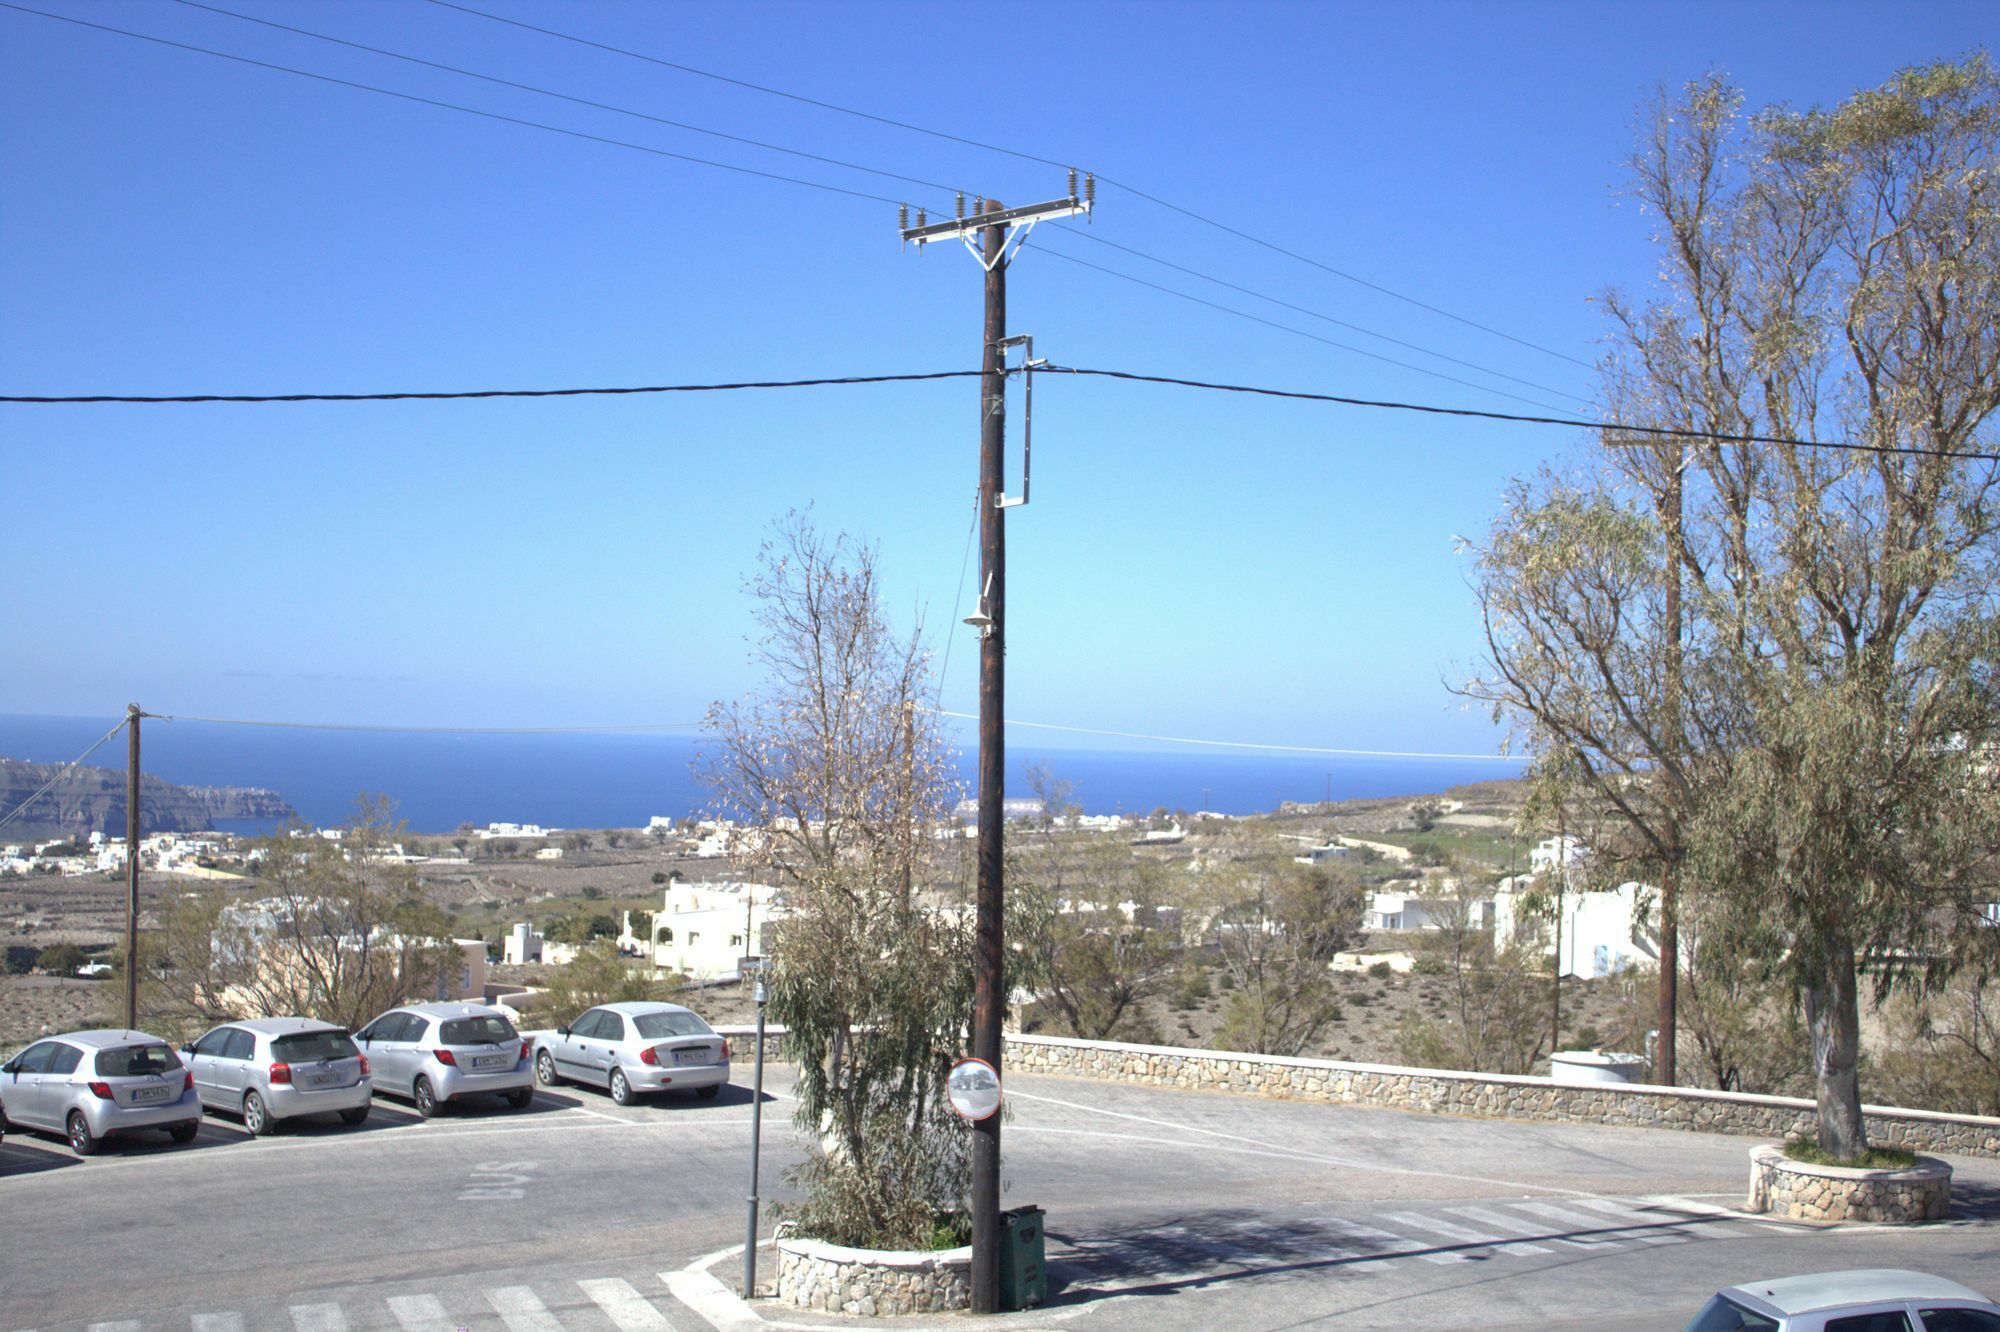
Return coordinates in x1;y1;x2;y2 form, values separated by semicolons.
1657;446;1685;1087
901;175;1091;1315
124;702;141;1030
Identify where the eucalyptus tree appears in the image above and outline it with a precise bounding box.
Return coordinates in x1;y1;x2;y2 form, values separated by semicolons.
1469;58;2000;1156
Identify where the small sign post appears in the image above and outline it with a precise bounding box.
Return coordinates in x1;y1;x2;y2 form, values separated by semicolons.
947;1056;1003;1122
743;958;772;1298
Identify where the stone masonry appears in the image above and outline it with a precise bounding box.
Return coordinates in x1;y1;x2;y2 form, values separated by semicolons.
1747;1145;1953;1223
775;1236;970;1317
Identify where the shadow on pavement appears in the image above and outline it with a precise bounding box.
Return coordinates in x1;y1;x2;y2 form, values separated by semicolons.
1948;1177;2000;1221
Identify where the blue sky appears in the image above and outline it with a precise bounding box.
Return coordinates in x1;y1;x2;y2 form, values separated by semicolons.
2;0;1988;760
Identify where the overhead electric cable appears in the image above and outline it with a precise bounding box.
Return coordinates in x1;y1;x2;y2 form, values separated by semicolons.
167;0;974;201
0;369;982;405
0;3;906;206
928;711;1524;762
426;0;1591;369
148;714;702;733
1037;248;1576;413
0;718;130;834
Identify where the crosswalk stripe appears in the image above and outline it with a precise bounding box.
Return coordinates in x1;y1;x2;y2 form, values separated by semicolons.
1379;1210;1553;1257
387;1293;454;1331
1515;1200;1677;1244
488;1285;565;1332
662;1270;764;1331
579;1277;677;1331
1319;1216;1463;1265
1643;1194;1801;1233
87;1323;140;1332
289;1305;349;1332
192;1316;247;1332
1444;1204;1616;1250
1573;1196;1724;1239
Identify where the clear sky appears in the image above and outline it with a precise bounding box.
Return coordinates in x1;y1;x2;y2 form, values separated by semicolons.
1;0;1988;759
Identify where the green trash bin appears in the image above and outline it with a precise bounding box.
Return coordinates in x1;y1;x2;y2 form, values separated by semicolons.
999;1205;1047;1311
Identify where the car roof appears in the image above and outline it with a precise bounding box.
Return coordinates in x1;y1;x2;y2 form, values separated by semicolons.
397;1001;506;1019
41;1029;175;1049
1722;1269;1990;1315
597;1001;697;1016
226;1018;345;1037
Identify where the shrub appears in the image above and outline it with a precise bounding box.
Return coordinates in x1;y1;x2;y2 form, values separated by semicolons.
38;942;88;975
1368;960;1394;980
651;871;668;885
1782;1137;1916;1170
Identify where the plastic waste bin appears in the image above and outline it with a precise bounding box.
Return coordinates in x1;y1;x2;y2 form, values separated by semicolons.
999;1205;1046;1311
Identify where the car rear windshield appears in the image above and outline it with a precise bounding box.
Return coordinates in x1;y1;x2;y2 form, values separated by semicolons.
634;1011;714;1040
440;1016;518;1046
1686;1297;1780;1332
272;1030;359;1063
95;1044;182;1078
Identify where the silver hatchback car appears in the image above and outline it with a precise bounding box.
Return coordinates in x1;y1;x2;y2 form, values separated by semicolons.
0;1029;201;1155
356;1001;534;1118
1687;1268;2000;1330
534;1001;731;1106
185;1018;373;1135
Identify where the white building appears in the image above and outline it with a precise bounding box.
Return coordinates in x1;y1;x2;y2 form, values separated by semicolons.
1493;877;1659;979
478;822;550;839
503;921;545;965
648;880;783;981
1293;843;1349;866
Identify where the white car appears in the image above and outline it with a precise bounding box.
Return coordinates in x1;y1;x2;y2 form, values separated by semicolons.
534;1001;730;1106
1687;1269;2000;1332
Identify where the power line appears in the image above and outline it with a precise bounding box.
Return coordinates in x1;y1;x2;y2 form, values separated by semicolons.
148;714;702;734
1036;246;1577;414
929;710;1524;763
166;0;973;203
426;0;1591;370
0;717;130;834
0;369;982;405
0;3;907;207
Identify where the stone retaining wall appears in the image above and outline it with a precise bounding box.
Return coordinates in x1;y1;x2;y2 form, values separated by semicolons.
1004;1034;2000;1159
1747;1145;1953;1223
774;1236;970;1317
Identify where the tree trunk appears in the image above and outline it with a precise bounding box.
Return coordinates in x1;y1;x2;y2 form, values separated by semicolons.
1802;943;1867;1159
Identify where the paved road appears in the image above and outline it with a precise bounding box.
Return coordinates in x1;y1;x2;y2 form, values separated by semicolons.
4;1068;1997;1331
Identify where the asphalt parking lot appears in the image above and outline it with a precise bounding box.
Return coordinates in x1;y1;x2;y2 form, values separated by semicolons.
4;1067;1998;1331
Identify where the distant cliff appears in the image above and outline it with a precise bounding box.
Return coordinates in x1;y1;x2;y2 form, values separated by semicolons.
0;757;295;841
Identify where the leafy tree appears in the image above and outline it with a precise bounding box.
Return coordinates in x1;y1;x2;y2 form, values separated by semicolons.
3;944;39;975
1012;832;1173;1042
1208;862;1364;1055
1395;873;1550;1076
698;512;971;1249
539;940;677;1021
1467;59;2000;1157
38;942;87;975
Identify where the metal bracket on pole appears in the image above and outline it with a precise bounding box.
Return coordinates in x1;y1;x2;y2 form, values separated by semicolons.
899;180;1094;263
997;335;1040;509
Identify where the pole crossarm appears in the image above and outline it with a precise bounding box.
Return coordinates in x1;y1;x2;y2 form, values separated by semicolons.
899;195;1091;246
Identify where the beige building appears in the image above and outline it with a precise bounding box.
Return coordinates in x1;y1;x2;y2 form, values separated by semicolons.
648;880;782;981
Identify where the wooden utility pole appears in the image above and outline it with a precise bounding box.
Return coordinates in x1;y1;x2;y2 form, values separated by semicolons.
124;702;141;1030
1657;449;1685;1086
901;176;1092;1314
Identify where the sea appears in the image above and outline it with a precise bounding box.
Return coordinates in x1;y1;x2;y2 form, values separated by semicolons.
0;713;1523;835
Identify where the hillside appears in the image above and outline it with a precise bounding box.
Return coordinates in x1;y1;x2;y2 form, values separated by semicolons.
0;757;295;840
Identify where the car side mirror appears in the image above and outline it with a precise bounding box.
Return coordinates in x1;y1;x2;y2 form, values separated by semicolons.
556;1026;570;1038
1;1061;14;1074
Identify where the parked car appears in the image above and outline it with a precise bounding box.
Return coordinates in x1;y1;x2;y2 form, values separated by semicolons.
355;1001;533;1118
184;1018;372;1135
0;1029;201;1155
534;1001;731;1106
1687;1269;2000;1331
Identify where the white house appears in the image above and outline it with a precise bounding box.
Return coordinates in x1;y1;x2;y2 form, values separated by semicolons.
648;880;783;981
1364;887;1494;932
1293;843;1349;866
1493;877;1659;979
503;921;545;965
1529;835;1587;875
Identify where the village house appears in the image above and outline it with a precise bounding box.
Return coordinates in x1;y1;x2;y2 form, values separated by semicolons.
647;879;783;981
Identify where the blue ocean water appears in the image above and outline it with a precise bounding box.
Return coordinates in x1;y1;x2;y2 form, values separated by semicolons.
0;714;1522;833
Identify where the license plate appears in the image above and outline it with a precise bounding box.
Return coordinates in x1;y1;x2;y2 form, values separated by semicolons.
673;1049;706;1066
309;1072;338;1086
473;1054;508;1069
131;1085;170;1103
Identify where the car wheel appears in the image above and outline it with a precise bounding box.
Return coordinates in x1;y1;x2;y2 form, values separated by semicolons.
168;1121;199;1144
66;1110;99;1156
339;1106;370;1126
505;1088;534;1110
413;1076;439;1119
608;1069;634;1106
696;1084;721;1101
536;1050;561;1086
243;1090;273;1137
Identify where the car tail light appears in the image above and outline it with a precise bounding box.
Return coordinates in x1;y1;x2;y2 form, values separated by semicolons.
519;1040;531;1062
184;1071;195;1093
434;1049;457;1066
640;1046;659;1066
722;1040;732;1059
268;1062;293;1085
358;1054;371;1075
87;1080;115;1100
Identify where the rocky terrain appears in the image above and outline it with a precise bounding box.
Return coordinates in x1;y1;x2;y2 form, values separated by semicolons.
0;757;294;840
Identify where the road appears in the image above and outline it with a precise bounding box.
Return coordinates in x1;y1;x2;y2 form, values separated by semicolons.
4;1068;1997;1331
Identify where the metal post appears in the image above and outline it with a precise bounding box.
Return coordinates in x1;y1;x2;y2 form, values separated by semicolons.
743;971;769;1297
970;210;1007;1316
124;703;140;1030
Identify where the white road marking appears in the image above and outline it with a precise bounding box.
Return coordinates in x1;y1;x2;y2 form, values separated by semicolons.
86;1323;140;1332
1574;1196;1718;1238
579;1277;676;1331
487;1286;564;1332
1317;1216;1456;1265
191;1316;247;1332
1514;1200;1675;1244
1379;1210;1553;1257
1641;1194;1804;1233
386;1293;453;1331
1445;1204;1613;1251
289;1304;349;1332
664;1269;765;1330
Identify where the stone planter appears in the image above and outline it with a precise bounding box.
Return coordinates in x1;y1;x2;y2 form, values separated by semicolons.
1746;1143;1952;1224
774;1234;971;1316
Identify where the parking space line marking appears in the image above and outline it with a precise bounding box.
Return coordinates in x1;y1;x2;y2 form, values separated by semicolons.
1006;1089;1585;1196
663;1270;764;1330
1445;1205;1613;1251
579;1278;676;1331
386;1293;453;1331
1317;1217;1458;1265
1379;1210;1552;1257
191;1316;246;1332
289;1304;349;1332
1513;1200;1674;1244
487;1286;564;1332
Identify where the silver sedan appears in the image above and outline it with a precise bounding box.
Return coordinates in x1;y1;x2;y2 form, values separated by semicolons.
534;1002;730;1106
185;1018;372;1135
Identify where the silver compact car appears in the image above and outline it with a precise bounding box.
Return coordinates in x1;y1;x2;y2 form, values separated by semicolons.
185;1018;372;1135
534;1001;731;1106
0;1029;201;1155
356;1001;533;1118
1687;1268;2000;1330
